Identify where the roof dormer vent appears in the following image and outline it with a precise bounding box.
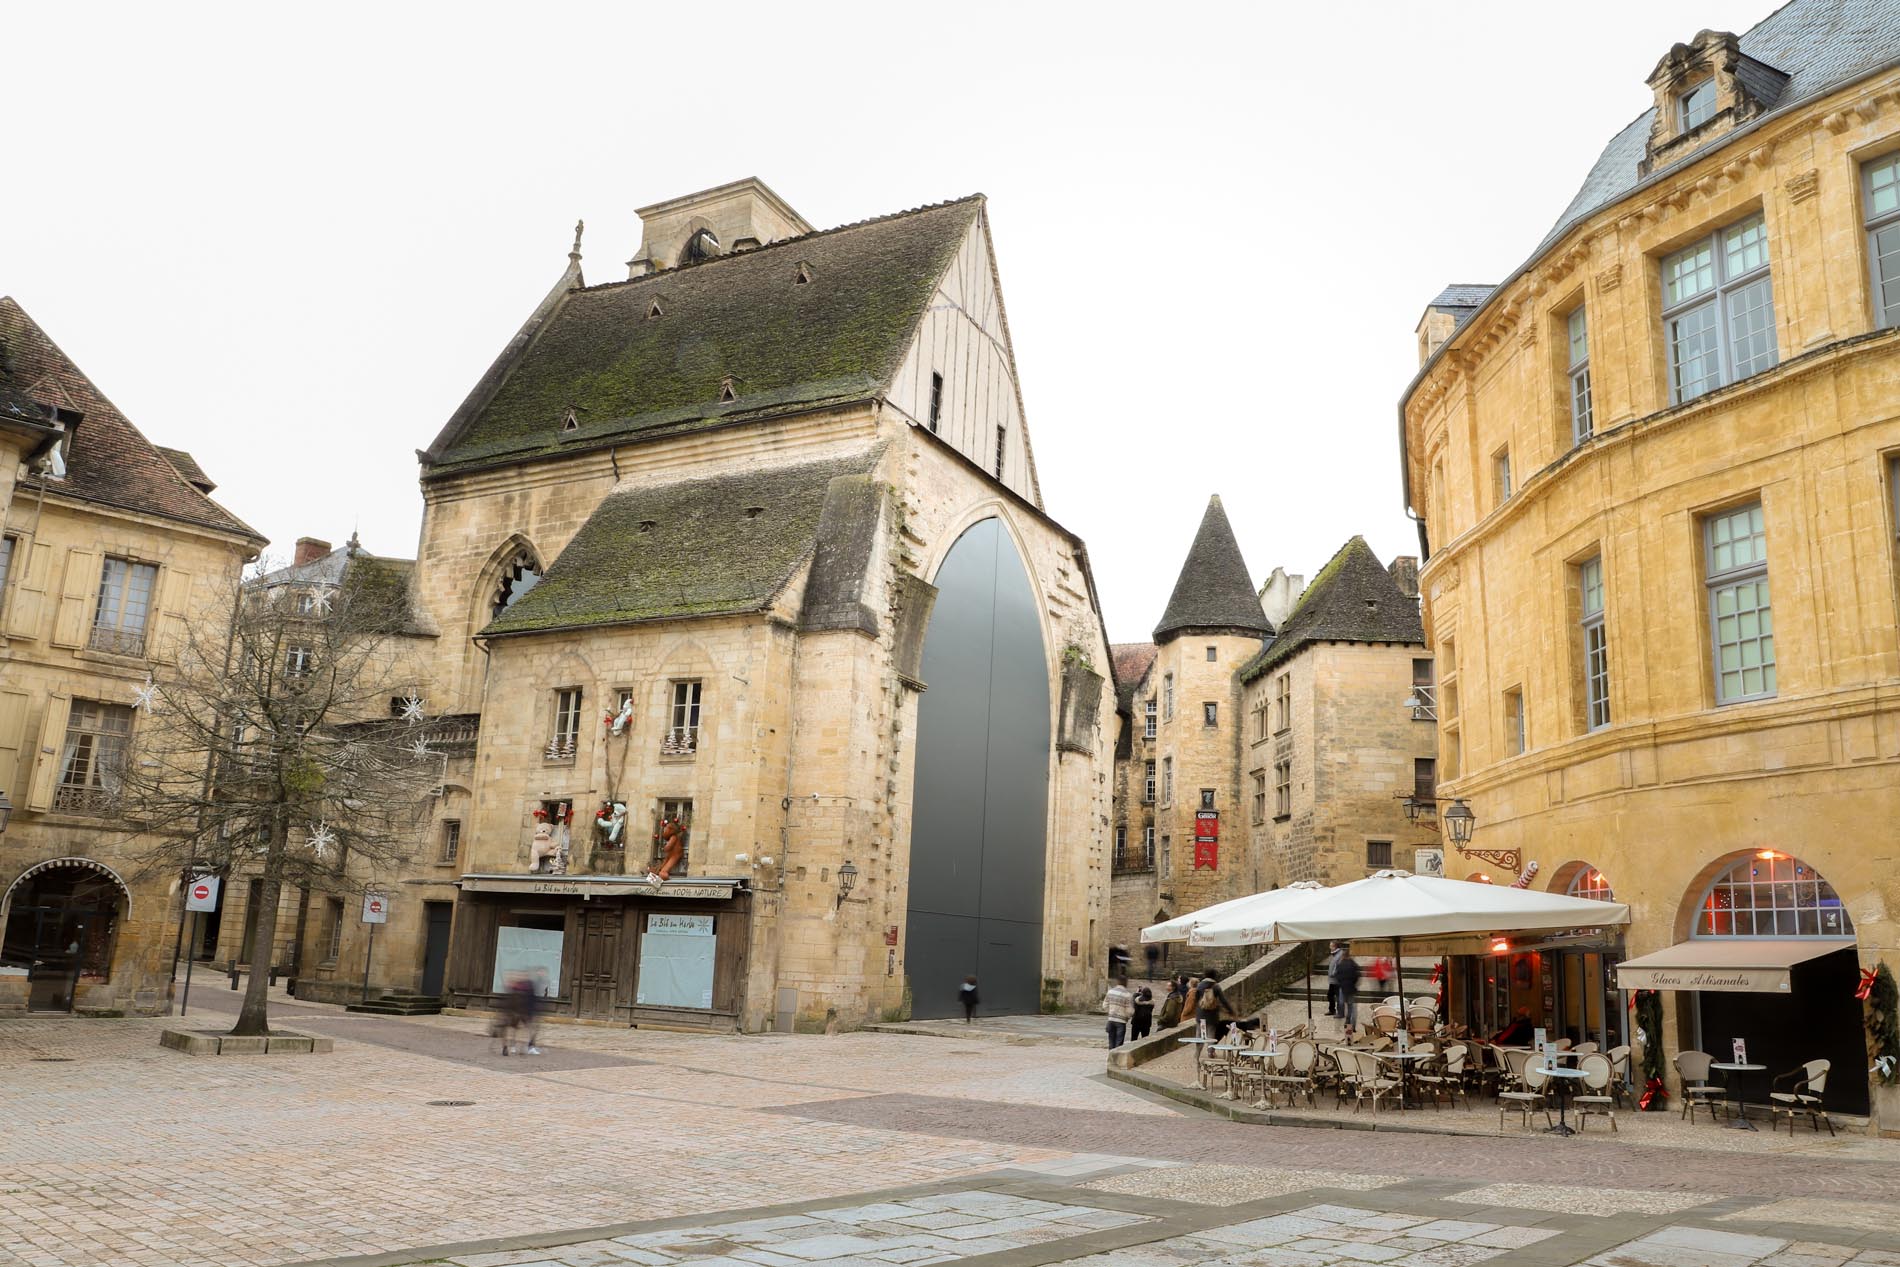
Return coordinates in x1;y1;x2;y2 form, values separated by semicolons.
718;376;737;404
794;262;814;285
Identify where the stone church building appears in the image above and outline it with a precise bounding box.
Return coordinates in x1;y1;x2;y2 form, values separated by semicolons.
402;180;1114;1030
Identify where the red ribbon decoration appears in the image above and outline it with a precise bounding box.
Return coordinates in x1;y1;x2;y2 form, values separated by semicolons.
1638;1076;1668;1111
1857;967;1878;1001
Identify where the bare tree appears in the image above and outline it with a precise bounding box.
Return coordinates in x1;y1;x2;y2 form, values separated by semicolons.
115;554;440;1036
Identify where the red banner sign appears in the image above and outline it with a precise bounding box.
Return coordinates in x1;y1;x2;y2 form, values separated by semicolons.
1195;810;1219;840
1194;839;1218;870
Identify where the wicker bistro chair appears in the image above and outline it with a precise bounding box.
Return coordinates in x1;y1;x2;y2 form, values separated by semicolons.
1675;1051;1725;1124
1499;1058;1553;1130
1604;1045;1633;1107
1500;1046;1535;1095
1574;1053;1618;1132
1383;995;1404;1010
1769;1060;1834;1136
1572;1041;1600;1055
1325;1045;1359;1109
1372;1010;1403;1037
1345;1048;1402;1115
1260;1038;1321;1109
1198;1031;1240;1094
1409;996;1439;1012
1465;1042;1503;1098
1416;1044;1469;1109
1405;1009;1435;1038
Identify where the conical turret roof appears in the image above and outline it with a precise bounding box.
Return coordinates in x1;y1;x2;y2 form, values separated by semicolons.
1152;495;1274;642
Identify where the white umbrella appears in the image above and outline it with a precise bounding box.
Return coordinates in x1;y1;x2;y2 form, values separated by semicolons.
1140;881;1325;943
1186;869;1630;947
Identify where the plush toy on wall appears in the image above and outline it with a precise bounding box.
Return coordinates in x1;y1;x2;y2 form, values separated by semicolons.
647;814;686;885
530;820;559;872
595;801;627;845
604;697;634;737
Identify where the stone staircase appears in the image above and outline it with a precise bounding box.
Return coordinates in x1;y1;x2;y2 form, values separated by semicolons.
1279;961;1443;1009
344;991;444;1016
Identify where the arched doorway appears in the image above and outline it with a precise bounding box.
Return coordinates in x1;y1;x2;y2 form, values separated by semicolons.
905;518;1050;1018
1685;850;1864;1113
1;859;129;1012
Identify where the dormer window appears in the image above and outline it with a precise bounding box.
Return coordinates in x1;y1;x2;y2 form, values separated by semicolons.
1677;79;1716;131
561;406;579;433
718;376;737;403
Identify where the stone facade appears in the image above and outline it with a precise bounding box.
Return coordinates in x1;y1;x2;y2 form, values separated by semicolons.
1399;3;1900;1123
385;183;1113;1029
1107;510;1431;976
0;297;262;1016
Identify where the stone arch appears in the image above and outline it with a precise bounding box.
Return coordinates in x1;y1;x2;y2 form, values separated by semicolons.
0;859;132;1008
1548;860;1615;902
905;516;1050;1018
921;499;1059;683
475;534;545;630
2;856;133;920
1678;849;1854;941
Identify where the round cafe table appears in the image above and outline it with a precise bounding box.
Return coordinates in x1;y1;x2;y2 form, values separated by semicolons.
1535;1062;1588;1136
1711;1062;1767;1131
1371;1049;1434;1109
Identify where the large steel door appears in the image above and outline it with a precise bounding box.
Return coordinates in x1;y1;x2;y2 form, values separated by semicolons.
420;902;453;997
576;907;621;1019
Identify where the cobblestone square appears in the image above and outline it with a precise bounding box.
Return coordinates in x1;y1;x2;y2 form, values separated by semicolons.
2;992;1898;1267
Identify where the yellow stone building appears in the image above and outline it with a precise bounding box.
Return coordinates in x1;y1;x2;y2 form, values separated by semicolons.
0;298;263;1015
1399;3;1900;1122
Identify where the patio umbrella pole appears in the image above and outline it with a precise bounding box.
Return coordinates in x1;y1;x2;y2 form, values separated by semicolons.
1305;941;1313;1029
1393;936;1404;1016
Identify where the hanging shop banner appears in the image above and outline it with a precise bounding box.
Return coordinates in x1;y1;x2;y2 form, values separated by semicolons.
636;912;717;1009
1195;811;1219;840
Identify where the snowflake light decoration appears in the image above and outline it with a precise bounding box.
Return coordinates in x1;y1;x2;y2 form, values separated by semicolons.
407;735;434;763
398;693;426;723
131;675;159;711
310;588;333;615
308;822;337;858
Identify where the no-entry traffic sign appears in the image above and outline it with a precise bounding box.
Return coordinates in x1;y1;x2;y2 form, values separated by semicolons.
185;875;221;912
361;892;389;924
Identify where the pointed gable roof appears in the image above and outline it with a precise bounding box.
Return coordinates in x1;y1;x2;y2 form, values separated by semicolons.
0;297;262;544
424;197;984;477
1152;495;1273;643
1110;642;1159;712
1238;536;1424;682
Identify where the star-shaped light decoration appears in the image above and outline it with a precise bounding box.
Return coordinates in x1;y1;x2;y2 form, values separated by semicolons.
308;821;337;859
407;735;434;763
310;588;333;615
398;693;426;724
131;675;159;711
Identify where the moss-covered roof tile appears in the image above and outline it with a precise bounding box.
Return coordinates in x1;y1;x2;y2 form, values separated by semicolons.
1238;536;1424;682
426;198;982;475
481;447;883;636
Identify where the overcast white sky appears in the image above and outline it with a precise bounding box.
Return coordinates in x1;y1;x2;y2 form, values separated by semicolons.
4;1;1782;644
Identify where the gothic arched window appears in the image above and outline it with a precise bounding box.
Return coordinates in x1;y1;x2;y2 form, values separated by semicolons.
493;550;542;617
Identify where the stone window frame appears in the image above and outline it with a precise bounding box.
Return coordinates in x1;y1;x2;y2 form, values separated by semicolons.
1273;672;1291;735
1661;212;1778;404
1204;645;1217;662
56;698;135;816
92;555;159;657
1863;151;1900;331
1143;825;1155;867
1160;756;1173;807
664;680;703;756
1366;839;1394;869
1162;673;1174;721
0;534;14;621
1272;759;1292;821
929;371;944;433
440;819;462;865
1201;700;1218;728
1143;759;1155;803
1492;446;1513;508
1502;686;1526;756
1567;305;1594;445
1198;787;1215;811
1250;769;1267;825
1143;697;1156;739
1704;500;1776;705
1250;696;1268;743
322;897;345;964
1579;554;1611;731
546;686;583;762
1677;78;1717;131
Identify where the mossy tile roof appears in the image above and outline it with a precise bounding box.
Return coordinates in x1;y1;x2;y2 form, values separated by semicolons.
428;197;982;474
1153;495;1274;642
1238;536;1423;682
482;447;883;636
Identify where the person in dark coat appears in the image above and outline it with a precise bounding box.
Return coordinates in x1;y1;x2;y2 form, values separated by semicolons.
958;975;980;1023
1195;975;1234;1041
1156;976;1188;1029
1336;951;1362;1036
1325;942;1346;1016
1129;985;1155;1041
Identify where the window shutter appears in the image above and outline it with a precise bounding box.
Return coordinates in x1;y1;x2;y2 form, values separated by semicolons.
0;688;28;795
3;540;51;640
153;568;193;663
24;693;72;812
50;549;98;648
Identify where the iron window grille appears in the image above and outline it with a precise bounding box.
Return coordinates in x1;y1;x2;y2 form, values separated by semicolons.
1662;214;1778;404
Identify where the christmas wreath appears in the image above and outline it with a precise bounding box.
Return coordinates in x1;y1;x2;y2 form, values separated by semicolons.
1865;962;1898;1087
1635;989;1668;1110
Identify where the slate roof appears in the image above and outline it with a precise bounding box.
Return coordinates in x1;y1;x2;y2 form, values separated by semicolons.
1428;284;1495;311
1542;0;1900;247
0;297;262;544
1238;537;1424;682
425;197;984;476
1110;642;1158;712
482;447;883;637
1152;495;1274;643
156;446;215;493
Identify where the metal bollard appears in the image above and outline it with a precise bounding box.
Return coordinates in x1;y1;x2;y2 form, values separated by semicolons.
228;964;240;990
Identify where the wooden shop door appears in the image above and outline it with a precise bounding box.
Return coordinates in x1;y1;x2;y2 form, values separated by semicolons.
576;907;621;1019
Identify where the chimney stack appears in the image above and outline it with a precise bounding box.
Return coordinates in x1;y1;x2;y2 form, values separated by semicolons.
294;537;331;567
1388;556;1421;600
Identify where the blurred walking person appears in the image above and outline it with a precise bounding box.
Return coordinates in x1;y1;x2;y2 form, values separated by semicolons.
1103;975;1133;1048
958;974;980;1023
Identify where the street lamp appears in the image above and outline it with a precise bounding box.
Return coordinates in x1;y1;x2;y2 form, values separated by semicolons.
1441;798;1476;847
835;860;859;908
